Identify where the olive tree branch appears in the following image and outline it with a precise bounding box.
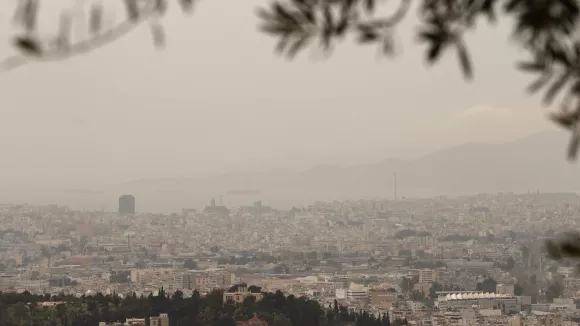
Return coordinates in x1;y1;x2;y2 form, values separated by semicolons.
3;17;145;71
2;0;189;71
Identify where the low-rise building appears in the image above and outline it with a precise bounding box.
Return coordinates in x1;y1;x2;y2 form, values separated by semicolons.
223;286;263;304
150;313;169;326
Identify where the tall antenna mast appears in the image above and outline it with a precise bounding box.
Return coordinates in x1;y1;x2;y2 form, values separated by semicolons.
394;172;398;201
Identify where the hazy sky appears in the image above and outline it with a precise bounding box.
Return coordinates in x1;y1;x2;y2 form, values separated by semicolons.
0;0;558;188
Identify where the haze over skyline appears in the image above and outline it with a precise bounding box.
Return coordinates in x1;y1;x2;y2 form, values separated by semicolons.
0;0;560;191
3;3;580;321
0;130;574;213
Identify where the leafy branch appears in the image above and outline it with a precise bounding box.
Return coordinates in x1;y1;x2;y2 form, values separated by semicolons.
256;0;580;161
257;0;413;59
546;232;580;270
2;0;196;71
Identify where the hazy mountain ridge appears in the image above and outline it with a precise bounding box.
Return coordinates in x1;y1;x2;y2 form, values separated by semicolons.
110;130;580;212
9;130;570;212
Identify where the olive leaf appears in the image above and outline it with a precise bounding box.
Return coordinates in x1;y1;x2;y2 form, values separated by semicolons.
89;4;104;35
13;36;42;56
149;21;166;49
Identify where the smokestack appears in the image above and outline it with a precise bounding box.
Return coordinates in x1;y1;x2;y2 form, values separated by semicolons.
394;172;398;201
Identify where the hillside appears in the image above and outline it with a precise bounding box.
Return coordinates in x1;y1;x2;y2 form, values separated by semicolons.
106;130;580;212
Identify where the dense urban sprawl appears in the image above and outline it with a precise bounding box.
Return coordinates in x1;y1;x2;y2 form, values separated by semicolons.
1;192;580;325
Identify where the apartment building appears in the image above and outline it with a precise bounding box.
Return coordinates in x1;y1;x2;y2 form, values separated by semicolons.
418;269;436;283
173;272;193;290
497;283;515;296
130;268;174;285
368;289;396;309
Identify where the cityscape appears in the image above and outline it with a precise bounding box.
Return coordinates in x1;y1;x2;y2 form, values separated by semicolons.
0;191;578;325
3;0;580;325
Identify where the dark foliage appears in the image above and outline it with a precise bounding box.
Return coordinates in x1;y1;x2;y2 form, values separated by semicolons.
184;259;198;270
399;276;417;294
476;277;497;293
0;288;392;326
429;282;442;300
546;232;580;269
394;230;416;239
109;271;131;284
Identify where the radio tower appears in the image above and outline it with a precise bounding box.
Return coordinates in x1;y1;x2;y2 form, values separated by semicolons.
394;172;398;201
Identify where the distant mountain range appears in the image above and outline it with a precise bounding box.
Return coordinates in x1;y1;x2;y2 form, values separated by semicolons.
103;130;580;212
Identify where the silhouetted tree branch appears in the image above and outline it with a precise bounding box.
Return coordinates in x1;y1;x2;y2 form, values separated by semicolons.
3;0;194;70
257;0;580;160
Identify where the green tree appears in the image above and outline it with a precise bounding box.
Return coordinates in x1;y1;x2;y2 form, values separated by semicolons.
172;290;184;300
12;302;30;322
228;283;247;292
476;278;498;293
55;303;67;326
506;257;516;270
383;313;390;326
79;236;89;256
429;283;442;299
274;314;292;326
248;285;262;293
498;257;516;271
514;283;524;296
